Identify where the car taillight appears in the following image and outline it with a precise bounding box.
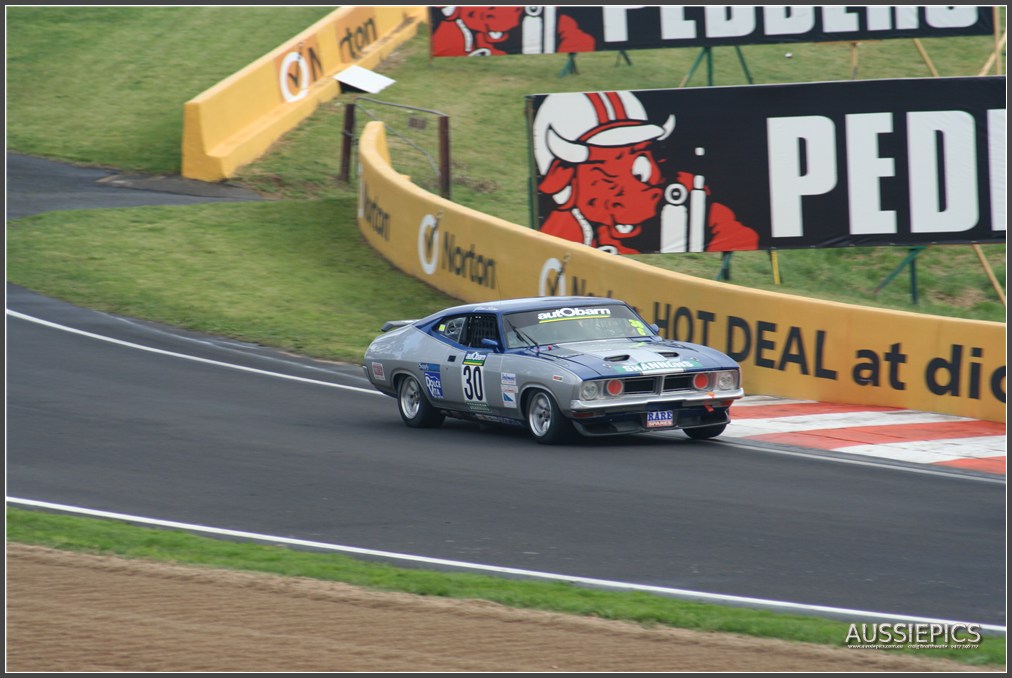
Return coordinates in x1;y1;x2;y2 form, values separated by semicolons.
606;379;624;396
693;373;710;390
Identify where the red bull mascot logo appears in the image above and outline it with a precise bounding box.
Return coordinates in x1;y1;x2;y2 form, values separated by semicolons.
532;91;758;254
431;6;524;57
432;6;595;57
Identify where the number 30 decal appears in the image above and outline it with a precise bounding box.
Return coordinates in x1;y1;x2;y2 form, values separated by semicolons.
462;364;485;402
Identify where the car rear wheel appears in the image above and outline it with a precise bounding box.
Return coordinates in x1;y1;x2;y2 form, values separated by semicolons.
684;422;727;440
398;375;444;429
525;390;574;444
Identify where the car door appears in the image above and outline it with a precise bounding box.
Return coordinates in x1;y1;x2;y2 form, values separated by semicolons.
421;315;468;411
434;313;506;418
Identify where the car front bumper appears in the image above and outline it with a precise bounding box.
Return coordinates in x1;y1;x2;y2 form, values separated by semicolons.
565;388;744;436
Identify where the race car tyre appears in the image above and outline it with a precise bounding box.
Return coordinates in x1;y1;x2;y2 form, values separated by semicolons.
684;422;727;440
525;389;574;444
398;374;445;428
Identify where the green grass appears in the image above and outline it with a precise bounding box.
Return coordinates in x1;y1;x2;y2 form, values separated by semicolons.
6;8;1005;326
4;7;1007;665
8;507;1005;667
635;246;1006;321
5;5;337;173
6;199;457;362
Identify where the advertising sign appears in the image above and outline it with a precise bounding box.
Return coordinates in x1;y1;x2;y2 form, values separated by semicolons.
429;6;995;57
528;77;1006;254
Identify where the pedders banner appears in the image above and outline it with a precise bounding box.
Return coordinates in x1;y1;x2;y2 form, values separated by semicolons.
429;6;995;57
527;77;1006;255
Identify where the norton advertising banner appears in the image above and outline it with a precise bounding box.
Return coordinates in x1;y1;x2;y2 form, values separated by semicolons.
527;77;1006;254
429;6;995;56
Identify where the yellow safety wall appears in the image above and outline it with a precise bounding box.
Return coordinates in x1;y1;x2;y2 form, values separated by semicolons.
357;122;1006;423
182;6;427;182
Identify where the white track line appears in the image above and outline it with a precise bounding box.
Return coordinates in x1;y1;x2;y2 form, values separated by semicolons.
6;497;1004;635
837;437;1007;464
732;395;819;407
726;410;972;437
6;309;383;396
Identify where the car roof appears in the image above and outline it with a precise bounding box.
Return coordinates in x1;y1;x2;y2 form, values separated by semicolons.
434;296;627;317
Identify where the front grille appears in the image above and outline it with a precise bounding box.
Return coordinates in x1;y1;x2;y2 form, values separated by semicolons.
622;377;657;394
662;374;695;392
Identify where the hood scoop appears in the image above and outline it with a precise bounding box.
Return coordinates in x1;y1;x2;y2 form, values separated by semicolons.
604;349;680;363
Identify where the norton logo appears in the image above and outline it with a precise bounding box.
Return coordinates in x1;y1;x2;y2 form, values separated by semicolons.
359;183;390;241
276;38;323;103
417;215;496;288
537;307;612;321
539;257;567;296
418;214;441;275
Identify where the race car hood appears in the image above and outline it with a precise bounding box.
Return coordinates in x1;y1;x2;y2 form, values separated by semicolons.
537;338;734;378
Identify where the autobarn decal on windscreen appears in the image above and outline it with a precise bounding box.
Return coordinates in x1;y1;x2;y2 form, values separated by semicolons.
528;77;1005;254
537;307;612;322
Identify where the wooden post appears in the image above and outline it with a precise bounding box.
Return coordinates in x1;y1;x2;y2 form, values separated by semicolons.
972;245;1007;307
978;26;1007;76
769;251;781;285
912;38;940;77
994;6;1005;75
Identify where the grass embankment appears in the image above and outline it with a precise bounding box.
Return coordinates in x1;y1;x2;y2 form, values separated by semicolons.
7;199;456;362
6;6;1006;332
5;7;1007;667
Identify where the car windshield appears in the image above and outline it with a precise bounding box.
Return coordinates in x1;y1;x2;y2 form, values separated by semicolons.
503;304;654;348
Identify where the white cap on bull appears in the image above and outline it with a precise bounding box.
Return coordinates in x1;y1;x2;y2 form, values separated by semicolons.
532;91;675;177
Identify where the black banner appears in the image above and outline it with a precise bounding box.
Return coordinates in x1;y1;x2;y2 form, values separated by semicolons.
527;77;1006;254
430;6;995;56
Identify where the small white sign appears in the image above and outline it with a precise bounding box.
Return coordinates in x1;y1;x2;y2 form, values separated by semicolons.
333;65;395;94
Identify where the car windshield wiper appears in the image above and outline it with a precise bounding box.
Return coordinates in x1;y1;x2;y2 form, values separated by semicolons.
506;318;540;352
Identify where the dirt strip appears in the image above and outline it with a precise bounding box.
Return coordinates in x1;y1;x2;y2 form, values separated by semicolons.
6;543;993;672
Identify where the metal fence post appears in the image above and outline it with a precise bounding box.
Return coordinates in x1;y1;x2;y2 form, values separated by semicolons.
338;102;356;184
438;115;451;199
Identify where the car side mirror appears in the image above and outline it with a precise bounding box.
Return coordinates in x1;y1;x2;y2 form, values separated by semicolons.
650;323;661;333
480;337;501;352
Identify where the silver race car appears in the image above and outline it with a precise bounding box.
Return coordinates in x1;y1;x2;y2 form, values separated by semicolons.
364;296;744;444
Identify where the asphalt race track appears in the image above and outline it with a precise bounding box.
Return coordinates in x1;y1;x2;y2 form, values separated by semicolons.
5;153;1006;629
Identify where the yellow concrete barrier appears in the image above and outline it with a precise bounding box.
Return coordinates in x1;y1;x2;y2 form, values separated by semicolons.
357;122;1006;422
182;6;427;182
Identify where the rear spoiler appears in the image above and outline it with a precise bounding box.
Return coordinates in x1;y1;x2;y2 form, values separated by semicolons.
380;319;419;333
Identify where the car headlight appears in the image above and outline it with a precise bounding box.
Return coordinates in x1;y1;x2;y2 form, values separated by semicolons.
579;381;600;400
716;370;738;391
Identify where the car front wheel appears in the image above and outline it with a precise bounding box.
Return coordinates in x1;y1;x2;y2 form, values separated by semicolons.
525;390;574;444
684;423;727;440
398;374;445;429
